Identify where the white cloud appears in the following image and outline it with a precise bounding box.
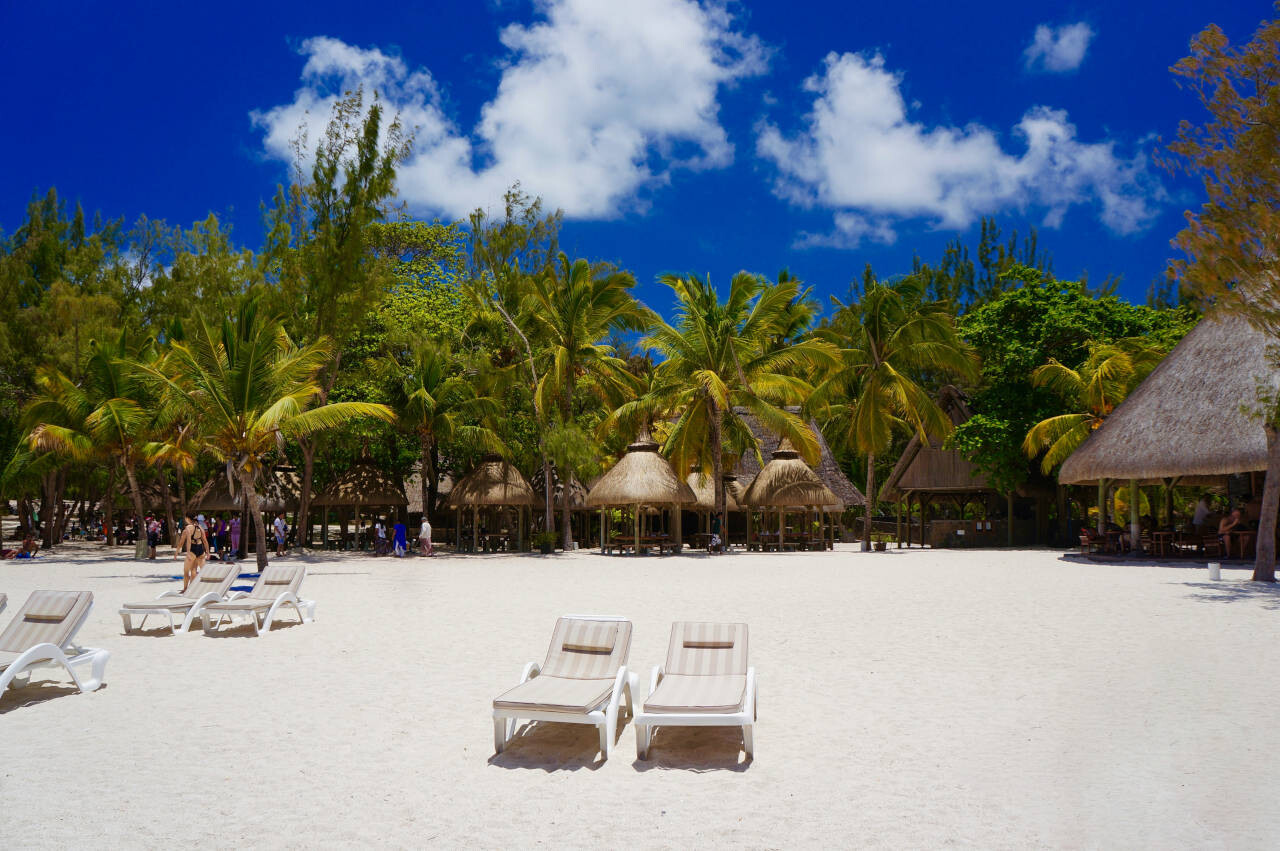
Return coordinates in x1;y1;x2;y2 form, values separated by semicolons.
1024;22;1094;73
252;1;767;220
756;52;1162;247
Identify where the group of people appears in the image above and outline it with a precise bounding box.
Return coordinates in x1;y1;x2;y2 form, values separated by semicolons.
366;518;434;557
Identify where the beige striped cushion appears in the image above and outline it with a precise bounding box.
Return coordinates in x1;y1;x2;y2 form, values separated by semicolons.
643;673;746;713
123;597;198;611
665;622;748;676
204;597;275;612
248;564;304;599
540;618;631;680
0;593;7;614
0;591;93;654
493;675;615;714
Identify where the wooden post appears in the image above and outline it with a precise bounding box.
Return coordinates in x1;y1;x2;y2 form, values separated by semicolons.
674;504;682;552
1007;491;1014;547
1097;478;1108;535
633;505;640;554
1129;478;1140;554
455;507;461;550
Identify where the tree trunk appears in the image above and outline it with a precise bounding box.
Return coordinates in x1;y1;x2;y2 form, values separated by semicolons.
561;474;574;551
428;443;440;520
103;468;116;546
297;439;317;549
123;463;149;560
862;453;876;552
240;467;271;570
1252;423;1280;582
40;471;56;549
709;401;725;541
542;454;553;534
1096;479;1107;535
163;470;179;548
175;463;189;540
419;434;433;529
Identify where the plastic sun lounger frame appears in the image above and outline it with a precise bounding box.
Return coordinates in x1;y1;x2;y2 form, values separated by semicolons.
634;622;757;760
199;566;316;637
118;563;240;635
492;614;639;760
0;591;110;694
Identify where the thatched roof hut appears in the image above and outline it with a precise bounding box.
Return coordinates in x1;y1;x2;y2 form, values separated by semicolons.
732;407;864;507
1059;313;1278;484
740;438;841;508
314;460;408;507
189;467;303;513
449;454;539;508
585;431;696;508
686;470;743;512
881;386;992;500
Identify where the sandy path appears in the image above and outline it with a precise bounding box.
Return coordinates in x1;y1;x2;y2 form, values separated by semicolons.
2;545;1278;848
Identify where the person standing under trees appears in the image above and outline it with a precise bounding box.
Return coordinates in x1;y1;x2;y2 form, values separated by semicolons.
145;515;160;560
392;520;407;557
273;512;288;557
418;516;433;557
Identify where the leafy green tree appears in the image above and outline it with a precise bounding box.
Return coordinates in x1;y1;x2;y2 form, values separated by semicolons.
263;89;409;545
812;278;978;551
138;295;393;567
641;271;838;536
1163;9;1280;580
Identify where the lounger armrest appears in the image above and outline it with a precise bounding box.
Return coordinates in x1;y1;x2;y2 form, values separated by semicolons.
225;590;249;601
648;665;664;697
745;667;757;717
520;661;541;683
190;591;223;609
157;590;184;600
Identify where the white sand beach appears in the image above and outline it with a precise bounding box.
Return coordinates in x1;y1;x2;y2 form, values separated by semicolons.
4;545;1280;848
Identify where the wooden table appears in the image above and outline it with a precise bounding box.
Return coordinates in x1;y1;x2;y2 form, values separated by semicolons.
1150;531;1174;558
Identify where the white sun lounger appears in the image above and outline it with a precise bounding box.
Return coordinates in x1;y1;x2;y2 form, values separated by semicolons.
0;591;110;694
199;564;315;637
492;615;638;759
119;562;241;634
0;593;7;617
635;622;755;759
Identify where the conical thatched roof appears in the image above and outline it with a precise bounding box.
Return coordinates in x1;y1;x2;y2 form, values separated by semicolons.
881;386;993;500
190;467;305;513
732;408;864;507
314;460;408;507
585;431;696;507
449;454;538;508
740;438;842;508
405;468;454;514
1059;312;1278;484
686;470;743;512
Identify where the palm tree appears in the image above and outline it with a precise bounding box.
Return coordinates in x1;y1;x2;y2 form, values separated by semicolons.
1022;338;1164;534
520;253;651;547
380;338;502;520
641;272;839;537
23;333;156;558
138;296;393;568
811;278;978;551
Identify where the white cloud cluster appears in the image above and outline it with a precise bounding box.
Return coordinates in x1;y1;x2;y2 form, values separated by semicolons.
253;0;767;219
1024;22;1094;73
756;52;1162;248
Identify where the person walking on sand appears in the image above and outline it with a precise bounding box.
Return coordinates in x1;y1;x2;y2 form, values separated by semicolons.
374;518;388;555
145;514;160;560
392;520;407;557
175;514;207;592
418;516;433;556
273;512;288;557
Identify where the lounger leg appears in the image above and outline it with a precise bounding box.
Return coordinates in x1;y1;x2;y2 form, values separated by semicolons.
636;723;650;760
742;723;754;757
120;613;133;633
68;649;110;692
598;720;612;758
494;717;508;754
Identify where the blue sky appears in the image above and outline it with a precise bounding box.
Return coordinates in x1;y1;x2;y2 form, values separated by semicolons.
1;1;1271;316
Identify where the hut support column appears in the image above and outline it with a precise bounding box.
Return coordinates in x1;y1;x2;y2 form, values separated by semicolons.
673;504;682;553
895;501;901;548
472;507;479;552
1097;479;1108;535
633;505;640;555
1129;478;1141;554
1007;491;1014;547
600;507;605;552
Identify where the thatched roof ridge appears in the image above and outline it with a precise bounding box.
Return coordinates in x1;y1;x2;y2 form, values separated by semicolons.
314;461;408;507
1059;312;1277;484
881;386;992;499
585;432;696;507
731;407;864;507
449;454;538;508
686;470;743;512
189;467;304;513
740;439;842;508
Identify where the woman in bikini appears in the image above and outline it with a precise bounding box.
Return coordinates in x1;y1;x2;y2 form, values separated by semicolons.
175;514;207;592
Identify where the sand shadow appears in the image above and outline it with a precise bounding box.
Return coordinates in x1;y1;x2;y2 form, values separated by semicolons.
487;719;637;771
631;726;752;772
1179;579;1280;610
0;680;105;714
197;618;308;638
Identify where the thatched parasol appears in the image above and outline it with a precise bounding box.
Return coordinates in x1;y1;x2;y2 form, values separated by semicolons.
1059;312;1276;484
732;407;864;507
449;454;539;508
585;431;695;508
686;470;743;512
314;460;408;507
740;439;842;508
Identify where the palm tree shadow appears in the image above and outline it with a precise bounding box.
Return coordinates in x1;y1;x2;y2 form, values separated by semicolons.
487;719;634;772
631;726;752;772
0;679;104;714
1180;580;1280;610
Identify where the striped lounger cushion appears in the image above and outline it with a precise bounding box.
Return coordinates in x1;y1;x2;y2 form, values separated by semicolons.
0;591;93;671
492;617;633;714
644;622;749;714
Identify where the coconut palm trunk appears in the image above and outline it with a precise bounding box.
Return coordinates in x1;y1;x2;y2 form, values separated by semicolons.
863;453;876;552
419;433;434;527
239;467;270;569
123;463;149;560
1253;424;1280;583
298;440;317;549
709;401;725;539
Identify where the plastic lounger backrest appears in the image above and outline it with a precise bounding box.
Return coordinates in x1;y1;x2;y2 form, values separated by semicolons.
665;622;749;676
540;618;632;679
0;591;93;654
188;562;238;599
248;565;305;600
